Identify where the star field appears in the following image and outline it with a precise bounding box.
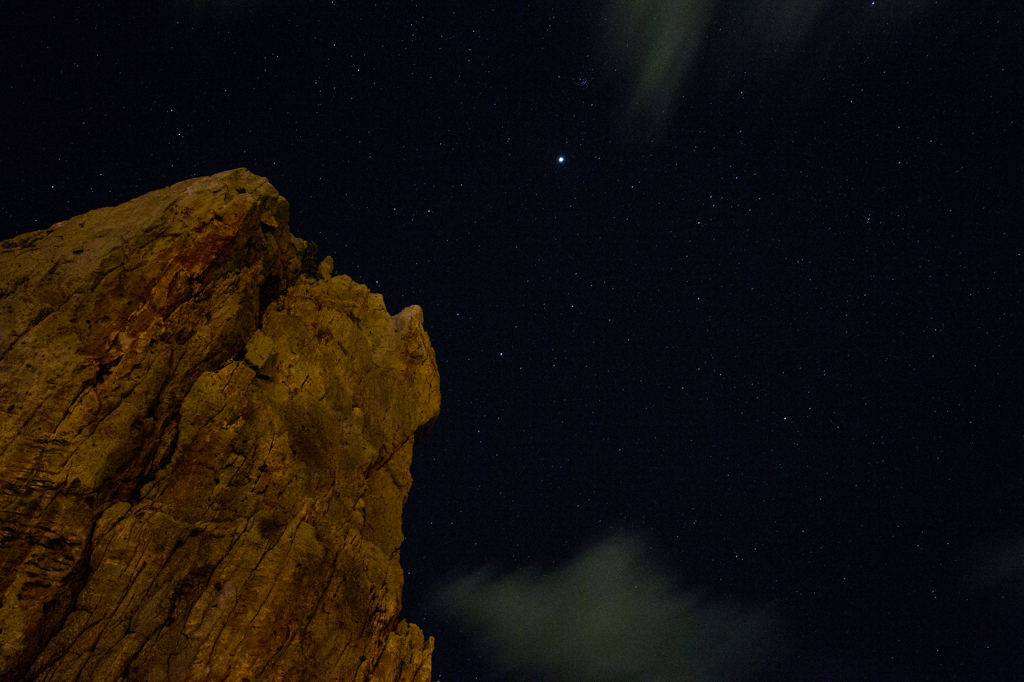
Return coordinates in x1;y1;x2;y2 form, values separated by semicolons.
2;1;1023;679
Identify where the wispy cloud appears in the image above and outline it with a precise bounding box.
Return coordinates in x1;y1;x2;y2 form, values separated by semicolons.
433;534;781;681
599;0;934;137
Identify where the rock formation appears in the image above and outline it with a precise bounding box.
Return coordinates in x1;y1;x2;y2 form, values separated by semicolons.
0;169;440;681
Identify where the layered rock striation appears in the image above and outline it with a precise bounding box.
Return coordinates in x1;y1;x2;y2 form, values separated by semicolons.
0;169;440;681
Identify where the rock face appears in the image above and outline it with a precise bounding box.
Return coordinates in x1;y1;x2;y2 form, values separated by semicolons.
0;169;440;681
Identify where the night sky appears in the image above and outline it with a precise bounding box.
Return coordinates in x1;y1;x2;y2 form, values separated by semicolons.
4;1;1024;679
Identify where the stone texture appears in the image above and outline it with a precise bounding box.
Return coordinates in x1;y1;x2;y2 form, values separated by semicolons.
0;169;440;681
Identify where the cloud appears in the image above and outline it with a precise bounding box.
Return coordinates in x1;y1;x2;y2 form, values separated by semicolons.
599;0;719;137
433;534;781;681
598;0;933;137
967;531;1024;613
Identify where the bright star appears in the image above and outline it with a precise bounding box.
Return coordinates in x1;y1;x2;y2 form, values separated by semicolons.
558;156;564;163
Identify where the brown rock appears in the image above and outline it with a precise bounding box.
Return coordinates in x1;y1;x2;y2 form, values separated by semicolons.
0;169;440;681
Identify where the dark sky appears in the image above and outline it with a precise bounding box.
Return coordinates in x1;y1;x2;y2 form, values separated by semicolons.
4;1;1024;679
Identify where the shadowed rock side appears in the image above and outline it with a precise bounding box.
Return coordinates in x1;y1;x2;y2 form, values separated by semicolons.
0;169;440;682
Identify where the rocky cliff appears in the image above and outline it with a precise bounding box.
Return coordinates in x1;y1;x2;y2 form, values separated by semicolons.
0;169;440;682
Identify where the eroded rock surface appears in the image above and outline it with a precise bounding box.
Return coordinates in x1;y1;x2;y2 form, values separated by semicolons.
0;169;440;681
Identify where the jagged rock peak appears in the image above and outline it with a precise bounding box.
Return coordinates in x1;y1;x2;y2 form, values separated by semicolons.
0;169;440;682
